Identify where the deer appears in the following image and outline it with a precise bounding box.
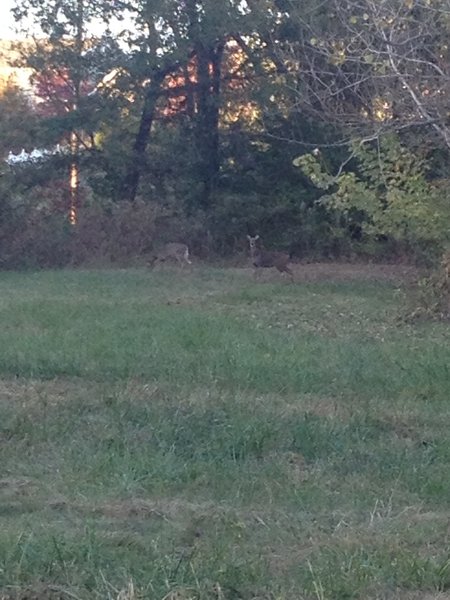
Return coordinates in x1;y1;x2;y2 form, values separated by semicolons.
148;243;192;269
247;235;294;282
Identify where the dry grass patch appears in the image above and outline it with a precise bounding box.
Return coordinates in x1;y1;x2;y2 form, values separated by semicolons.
0;584;72;600
232;261;420;283
0;378;98;409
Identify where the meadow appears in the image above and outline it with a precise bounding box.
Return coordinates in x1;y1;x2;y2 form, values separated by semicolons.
0;264;449;600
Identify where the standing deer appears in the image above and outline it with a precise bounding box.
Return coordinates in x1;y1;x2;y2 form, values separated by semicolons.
247;235;294;282
148;243;192;269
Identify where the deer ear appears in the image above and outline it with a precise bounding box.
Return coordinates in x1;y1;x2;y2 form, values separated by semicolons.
255;234;260;240
246;235;251;240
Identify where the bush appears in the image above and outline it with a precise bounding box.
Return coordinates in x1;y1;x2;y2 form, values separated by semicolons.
72;200;158;265
294;135;450;264
406;251;450;321
0;178;159;268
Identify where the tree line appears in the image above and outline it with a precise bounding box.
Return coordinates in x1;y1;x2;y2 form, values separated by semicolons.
1;0;450;268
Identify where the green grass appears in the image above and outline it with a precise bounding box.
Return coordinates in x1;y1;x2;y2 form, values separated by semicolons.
0;266;449;599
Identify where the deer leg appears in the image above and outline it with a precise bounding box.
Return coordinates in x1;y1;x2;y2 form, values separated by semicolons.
155;257;165;270
176;256;184;269
285;266;294;283
151;256;163;270
184;248;192;265
277;265;294;282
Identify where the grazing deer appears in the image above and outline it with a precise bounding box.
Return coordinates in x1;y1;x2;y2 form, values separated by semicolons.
148;243;192;269
247;235;294;282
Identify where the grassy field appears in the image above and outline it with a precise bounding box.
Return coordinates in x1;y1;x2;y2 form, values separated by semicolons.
0;264;449;600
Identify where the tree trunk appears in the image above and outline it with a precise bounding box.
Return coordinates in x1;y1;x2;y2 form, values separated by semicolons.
123;72;166;202
194;42;224;208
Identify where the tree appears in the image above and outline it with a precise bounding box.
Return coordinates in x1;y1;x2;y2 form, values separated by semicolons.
12;0;126;219
118;0;271;206
294;135;450;262
276;0;450;150
0;80;40;159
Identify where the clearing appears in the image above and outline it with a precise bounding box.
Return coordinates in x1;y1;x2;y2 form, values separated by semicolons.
0;263;449;599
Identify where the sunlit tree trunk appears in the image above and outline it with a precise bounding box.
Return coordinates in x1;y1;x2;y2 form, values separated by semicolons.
68;0;84;225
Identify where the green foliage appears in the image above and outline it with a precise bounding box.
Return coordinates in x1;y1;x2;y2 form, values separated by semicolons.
0;82;41;159
295;136;450;261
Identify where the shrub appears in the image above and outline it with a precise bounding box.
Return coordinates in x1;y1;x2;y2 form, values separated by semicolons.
0;178;159;268
294;135;450;264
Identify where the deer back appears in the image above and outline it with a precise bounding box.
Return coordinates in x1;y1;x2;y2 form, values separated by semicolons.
255;248;289;268
158;243;189;259
247;235;289;268
149;242;191;267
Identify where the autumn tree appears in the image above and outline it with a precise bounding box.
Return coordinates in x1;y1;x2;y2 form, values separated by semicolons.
11;0;125;219
117;0;281;206
275;0;450;149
